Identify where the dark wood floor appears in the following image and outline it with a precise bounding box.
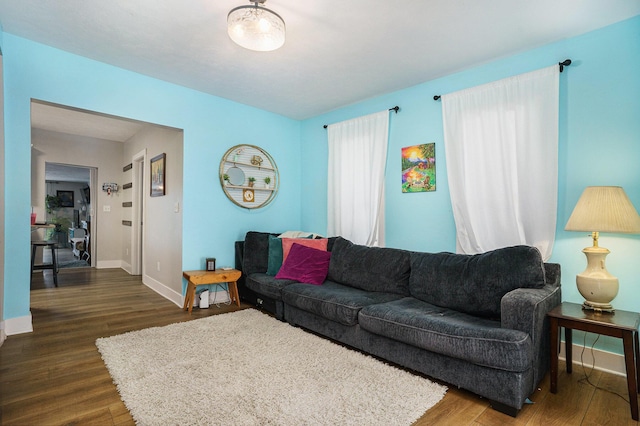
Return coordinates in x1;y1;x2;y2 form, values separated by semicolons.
32;247;90;290
1;268;637;425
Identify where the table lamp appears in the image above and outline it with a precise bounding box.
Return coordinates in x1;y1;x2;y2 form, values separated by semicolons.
565;186;640;312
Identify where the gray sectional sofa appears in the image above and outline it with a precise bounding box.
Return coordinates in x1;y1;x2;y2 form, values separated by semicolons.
235;231;561;416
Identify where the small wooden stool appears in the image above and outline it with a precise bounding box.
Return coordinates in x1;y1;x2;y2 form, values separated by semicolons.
182;269;242;313
31;240;58;287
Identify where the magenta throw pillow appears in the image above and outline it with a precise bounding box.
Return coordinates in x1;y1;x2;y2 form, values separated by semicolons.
275;243;332;285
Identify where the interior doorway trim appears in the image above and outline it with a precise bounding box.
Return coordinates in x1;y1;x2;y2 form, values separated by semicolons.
89;167;97;261
131;149;146;275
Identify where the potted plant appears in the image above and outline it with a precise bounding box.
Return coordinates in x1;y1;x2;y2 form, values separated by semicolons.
264;176;271;189
45;194;62;214
248;177;256;187
223;174;230;185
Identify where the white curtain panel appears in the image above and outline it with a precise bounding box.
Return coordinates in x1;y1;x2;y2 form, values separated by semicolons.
442;65;559;260
327;110;389;246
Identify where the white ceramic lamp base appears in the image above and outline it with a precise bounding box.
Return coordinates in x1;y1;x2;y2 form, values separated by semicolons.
576;246;618;312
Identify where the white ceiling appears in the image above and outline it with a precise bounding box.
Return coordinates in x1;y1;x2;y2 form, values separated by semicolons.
2;1;640;122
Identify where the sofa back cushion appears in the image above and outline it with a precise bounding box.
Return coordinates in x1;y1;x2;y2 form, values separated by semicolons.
409;245;546;318
327;237;411;296
243;231;278;275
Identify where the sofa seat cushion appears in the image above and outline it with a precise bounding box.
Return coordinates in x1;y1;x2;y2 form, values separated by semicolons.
282;281;404;326
409;245;546;318
327;237;411;296
359;297;532;372
245;273;299;300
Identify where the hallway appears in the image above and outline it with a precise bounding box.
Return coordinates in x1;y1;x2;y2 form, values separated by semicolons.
32;248;91;290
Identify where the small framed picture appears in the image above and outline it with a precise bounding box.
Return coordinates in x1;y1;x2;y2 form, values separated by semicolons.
150;153;166;197
206;258;216;271
57;190;74;207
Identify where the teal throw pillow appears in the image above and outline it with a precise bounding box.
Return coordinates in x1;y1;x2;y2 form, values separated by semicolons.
266;235;283;276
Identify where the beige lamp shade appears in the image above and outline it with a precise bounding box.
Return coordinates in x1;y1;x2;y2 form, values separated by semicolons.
565;186;640;311
565;186;640;234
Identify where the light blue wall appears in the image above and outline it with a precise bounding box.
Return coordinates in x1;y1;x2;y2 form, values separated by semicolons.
301;16;640;354
2;34;302;321
4;17;639;355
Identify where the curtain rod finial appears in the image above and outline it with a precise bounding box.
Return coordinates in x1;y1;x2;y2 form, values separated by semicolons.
559;59;572;72
434;95;441;101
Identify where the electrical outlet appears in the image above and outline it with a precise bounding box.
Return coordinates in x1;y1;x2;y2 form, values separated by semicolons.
103;205;111;212
157;261;161;271
125;248;129;256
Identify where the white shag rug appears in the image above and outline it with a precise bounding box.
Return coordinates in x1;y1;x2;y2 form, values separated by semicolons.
96;309;447;426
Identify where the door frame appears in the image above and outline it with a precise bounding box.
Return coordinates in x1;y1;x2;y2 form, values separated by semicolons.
131;149;146;275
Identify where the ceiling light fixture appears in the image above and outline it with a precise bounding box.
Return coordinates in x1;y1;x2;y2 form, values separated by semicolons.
227;0;286;52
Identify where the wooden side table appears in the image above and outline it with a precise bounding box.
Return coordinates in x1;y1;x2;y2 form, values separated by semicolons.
548;302;640;420
182;269;242;313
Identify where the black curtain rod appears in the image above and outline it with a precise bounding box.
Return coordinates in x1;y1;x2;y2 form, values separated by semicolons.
323;106;400;128
432;59;572;101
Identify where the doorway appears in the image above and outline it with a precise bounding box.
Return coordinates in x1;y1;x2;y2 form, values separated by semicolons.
30;100;184;304
31;100;148;278
43;163;96;269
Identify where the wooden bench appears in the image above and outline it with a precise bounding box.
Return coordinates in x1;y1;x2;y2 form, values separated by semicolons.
182;269;242;313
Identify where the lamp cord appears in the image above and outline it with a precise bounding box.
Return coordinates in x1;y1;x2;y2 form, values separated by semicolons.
578;333;629;403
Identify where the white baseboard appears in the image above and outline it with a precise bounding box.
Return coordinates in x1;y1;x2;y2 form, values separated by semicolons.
4;314;33;336
560;341;625;377
96;260;122;269
142;274;183;307
121;261;133;275
0;322;6;346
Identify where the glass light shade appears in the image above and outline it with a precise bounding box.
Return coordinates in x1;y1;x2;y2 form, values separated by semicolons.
227;2;285;52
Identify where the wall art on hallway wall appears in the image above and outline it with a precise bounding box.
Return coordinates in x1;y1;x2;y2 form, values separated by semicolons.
150;153;166;197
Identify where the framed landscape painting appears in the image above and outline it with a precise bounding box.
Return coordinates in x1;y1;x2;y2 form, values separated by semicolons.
402;143;435;193
150;153;166;197
57;190;74;207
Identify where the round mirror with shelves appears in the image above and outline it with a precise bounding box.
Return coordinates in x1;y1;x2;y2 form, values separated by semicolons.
226;166;245;186
219;144;279;209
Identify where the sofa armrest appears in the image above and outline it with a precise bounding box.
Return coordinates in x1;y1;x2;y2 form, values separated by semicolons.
501;263;561;388
502;263;561;332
